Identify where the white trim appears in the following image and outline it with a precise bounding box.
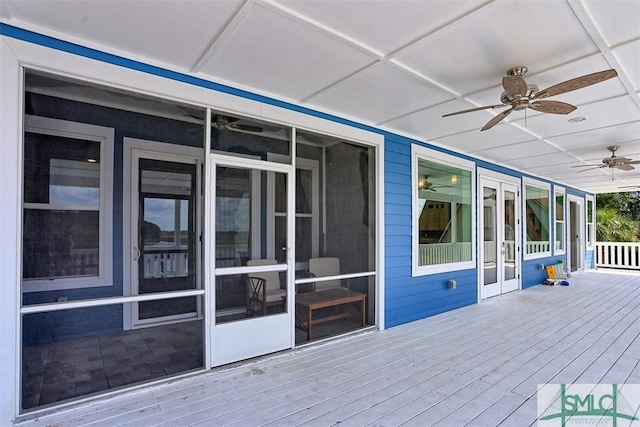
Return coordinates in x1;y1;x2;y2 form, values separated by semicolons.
477;169;522;301
2;35;385;417
22;115;114;293
522;177;552;260
0;36;22;423
268;153;320;268
412;145;476;276
20;289;206;315
122;138;204;330
568;194;585;271
554;186;567;256
586;194;596;250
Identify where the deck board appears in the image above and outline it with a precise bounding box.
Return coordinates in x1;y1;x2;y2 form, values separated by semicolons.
16;270;640;427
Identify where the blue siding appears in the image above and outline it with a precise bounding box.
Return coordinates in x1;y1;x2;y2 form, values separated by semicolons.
3;22;600;336
586;250;595;269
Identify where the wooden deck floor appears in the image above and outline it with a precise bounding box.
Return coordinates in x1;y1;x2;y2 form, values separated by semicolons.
18;270;640;427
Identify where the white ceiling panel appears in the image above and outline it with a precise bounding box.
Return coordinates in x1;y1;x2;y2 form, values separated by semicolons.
508;151;578;169
383;99;489;139
7;0;243;68
393;1;598;96
307;62;452;125
3;0;639;193
613;40;640;92
584;0;640;46
471;140;561;161
511;96;640;139
546;121;640;151
434;125;537;153
198;4;376;101
277;0;486;56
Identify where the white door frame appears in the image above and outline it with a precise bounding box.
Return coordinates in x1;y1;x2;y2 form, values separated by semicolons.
478;169;521;300
267;153;319;270
568;195;585;272
123;138;204;330
209;153;295;366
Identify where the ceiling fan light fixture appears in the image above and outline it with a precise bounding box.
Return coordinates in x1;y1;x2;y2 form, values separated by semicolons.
418;177;427;190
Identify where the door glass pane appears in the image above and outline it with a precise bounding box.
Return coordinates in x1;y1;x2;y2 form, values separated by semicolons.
215;166;288;322
138;160;196;320
504;189;516;281
215;167;251;268
483;187;497;286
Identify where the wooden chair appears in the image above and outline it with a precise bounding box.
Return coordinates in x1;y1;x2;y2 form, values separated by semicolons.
246;259;286;315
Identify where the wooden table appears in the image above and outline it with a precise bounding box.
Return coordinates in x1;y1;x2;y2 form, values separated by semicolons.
295;288;366;341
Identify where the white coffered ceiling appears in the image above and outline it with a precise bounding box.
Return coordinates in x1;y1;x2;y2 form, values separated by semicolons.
2;0;639;193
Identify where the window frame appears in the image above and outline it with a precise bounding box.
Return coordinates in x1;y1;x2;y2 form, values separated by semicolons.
411;145;476;276
554;186;566;255
523;177;552;260
22;115;114;293
586;195;595;250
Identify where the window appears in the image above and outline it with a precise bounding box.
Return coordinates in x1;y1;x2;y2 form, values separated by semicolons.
554;187;565;254
22;116;114;292
412;146;474;275
523;179;551;258
587;195;595;249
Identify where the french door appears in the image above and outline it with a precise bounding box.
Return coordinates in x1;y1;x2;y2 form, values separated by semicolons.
480;175;520;299
129;150;203;327
211;156;294;366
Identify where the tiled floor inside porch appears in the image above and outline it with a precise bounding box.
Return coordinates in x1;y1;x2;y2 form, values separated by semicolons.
18;270;640;426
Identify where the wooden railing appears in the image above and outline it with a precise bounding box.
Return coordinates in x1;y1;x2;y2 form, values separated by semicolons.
526;241;550;254
419;242;472;265
144;249;189;278
595;242;640;270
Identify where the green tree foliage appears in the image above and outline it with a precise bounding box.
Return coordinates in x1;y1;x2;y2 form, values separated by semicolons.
596;208;639;242
596;191;640;221
596;192;640;242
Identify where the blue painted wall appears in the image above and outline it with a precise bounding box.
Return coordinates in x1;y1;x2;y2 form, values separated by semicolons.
4;23;598;340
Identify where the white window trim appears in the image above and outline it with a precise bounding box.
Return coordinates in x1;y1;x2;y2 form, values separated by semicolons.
412;145;476;276
554;186;566;255
22;115;114;293
586;195;595;250
523;177;552;260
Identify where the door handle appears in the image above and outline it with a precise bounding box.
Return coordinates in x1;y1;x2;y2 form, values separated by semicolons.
134;246;141;261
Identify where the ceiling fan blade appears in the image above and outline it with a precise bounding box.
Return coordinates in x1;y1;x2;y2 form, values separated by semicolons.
572;164;601;168
625;159;640;165
502;76;528;97
577;165;608;172
481;108;512;131
533;69;618;99
529;100;577;114
228;123;264;133
442;104;506;117
616;164;635;171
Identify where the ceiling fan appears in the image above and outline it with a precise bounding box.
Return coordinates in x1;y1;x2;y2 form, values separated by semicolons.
212;115;265;133
417;175;451;192
442;66;618;131
572;145;640;174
